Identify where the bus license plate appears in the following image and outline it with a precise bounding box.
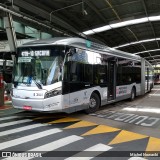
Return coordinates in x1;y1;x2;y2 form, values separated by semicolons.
23;105;32;110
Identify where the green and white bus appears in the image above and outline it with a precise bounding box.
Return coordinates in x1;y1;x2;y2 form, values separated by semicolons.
11;37;154;113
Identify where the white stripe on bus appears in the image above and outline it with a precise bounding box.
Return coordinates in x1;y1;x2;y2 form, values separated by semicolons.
0;128;62;150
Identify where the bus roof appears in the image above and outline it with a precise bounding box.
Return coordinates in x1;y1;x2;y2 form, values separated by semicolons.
20;37;141;61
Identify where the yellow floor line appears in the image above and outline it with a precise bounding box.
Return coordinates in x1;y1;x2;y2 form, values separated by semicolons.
145;137;160;152
64;120;97;129
48;117;80;124
81;125;120;136
32;116;65;120
108;130;148;145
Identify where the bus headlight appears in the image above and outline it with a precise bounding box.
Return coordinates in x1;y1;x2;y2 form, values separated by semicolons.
44;87;62;99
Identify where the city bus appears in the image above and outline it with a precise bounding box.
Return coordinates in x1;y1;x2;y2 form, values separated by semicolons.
11;37;154;113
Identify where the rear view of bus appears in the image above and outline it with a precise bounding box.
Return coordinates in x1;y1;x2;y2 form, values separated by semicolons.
12;39;66;112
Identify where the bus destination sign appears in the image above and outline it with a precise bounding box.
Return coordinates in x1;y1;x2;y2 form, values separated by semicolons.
21;50;50;57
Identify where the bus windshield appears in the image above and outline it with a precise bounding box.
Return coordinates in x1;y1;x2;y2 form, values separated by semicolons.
13;46;65;86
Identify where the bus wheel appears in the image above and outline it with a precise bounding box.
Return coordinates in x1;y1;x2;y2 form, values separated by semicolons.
85;93;100;114
130;87;136;101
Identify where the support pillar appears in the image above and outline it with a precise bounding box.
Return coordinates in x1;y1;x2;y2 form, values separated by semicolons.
0;72;4;106
4;12;17;52
141;58;145;95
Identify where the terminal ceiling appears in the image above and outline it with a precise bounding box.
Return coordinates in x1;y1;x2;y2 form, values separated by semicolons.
0;0;160;65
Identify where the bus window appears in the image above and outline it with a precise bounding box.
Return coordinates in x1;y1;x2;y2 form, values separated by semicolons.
84;64;93;83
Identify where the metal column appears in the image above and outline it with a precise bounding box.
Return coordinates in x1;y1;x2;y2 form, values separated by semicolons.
4;12;17;52
0;72;4;106
0;13;17;105
141;58;145;95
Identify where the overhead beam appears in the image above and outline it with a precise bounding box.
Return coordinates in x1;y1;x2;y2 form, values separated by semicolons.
142;0;158;64
142;0;160;48
11;0;85;37
4;13;17;51
103;0;143;53
85;0;138;49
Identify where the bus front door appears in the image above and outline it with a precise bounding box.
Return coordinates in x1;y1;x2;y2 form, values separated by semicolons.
108;60;116;101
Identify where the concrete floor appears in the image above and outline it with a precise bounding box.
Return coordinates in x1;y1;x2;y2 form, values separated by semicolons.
73;85;160;138
1;85;160;159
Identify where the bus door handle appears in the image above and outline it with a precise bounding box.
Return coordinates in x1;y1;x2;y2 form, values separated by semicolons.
85;84;90;87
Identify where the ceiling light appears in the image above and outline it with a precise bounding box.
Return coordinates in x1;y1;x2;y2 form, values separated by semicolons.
110;21;130;28
110;18;148;28
149;16;160;21
130;17;148;24
83;15;160;35
134;49;160;55
83;30;94;35
114;38;158;49
93;25;111;33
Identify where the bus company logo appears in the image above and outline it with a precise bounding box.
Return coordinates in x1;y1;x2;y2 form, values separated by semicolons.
2;152;11;157
117;86;127;94
1;152;42;158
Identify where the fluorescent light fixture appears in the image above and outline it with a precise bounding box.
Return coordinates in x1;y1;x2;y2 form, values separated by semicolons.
114;38;158;49
111;18;148;29
110;48;116;51
114;43;130;48
83;30;94;35
134;48;160;55
83;15;160;35
93;25;111;33
110;21;131;28
131;17;148;24
149;16;160;21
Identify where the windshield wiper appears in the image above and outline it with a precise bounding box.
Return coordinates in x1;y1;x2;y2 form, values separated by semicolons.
32;76;43;89
13;75;22;88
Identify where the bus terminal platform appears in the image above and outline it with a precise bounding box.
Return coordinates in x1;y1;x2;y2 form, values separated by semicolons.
0;85;160;160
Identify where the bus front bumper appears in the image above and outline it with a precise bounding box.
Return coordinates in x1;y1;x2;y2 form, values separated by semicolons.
12;96;62;112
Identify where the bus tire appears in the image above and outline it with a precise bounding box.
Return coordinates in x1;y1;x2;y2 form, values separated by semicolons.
130;87;136;101
85;93;100;114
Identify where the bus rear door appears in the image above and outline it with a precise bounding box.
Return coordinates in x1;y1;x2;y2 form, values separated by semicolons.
107;60;116;101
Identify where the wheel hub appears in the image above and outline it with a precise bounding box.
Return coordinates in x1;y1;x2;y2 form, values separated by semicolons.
90;98;96;108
